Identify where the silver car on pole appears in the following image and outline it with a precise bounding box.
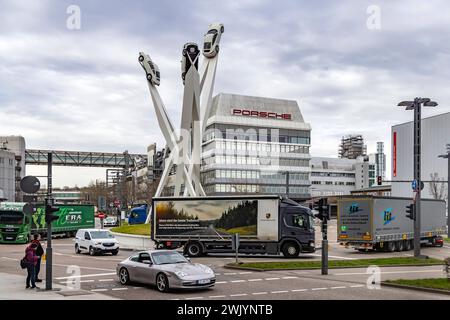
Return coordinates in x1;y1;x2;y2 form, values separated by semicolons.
116;250;216;292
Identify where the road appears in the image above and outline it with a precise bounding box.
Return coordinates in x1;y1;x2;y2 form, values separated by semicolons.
1;230;449;300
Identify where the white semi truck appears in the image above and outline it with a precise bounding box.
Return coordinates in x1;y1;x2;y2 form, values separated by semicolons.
151;195;316;258
337;196;446;251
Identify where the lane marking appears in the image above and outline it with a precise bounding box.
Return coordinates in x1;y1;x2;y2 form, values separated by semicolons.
350;285;364;288
230;280;246;283
216;281;227;284
132;287;142;289
56;272;116;280
224;273;237;275
112;288;128;291
265;277;280;281
186;297;204;300
291;289;308;292
330;286;346;289
248;279;263;282
271;290;288;294
311;287;327;291
1;257;18;261
230;293;248;297
252;292;268;295
238;272;253;274
209;295;226;298
99;279;115;282
91;289;108;292
52;263;115;272
59;280;95;284
282;276;298;279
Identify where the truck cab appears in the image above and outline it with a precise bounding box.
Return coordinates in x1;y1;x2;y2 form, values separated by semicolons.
128;205;148;225
0;202;32;244
279;199;316;257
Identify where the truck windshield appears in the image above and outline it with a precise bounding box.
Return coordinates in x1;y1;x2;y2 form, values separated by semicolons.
0;211;24;225
90;231;114;239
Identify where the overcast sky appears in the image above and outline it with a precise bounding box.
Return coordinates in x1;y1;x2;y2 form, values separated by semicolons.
1;0;450;187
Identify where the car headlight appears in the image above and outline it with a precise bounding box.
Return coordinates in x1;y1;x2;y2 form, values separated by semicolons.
175;271;188;278
95;242;102;245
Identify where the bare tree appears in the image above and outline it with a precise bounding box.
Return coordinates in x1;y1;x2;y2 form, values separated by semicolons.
429;173;447;200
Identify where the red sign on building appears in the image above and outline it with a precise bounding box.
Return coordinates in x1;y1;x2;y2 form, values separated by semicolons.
232;108;292;120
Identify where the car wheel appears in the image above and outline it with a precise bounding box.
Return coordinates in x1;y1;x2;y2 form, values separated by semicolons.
221;26;224;33
112;250;118;256
282;242;300;258
156;273;169;292
147;74;152;81
215;45;220;53
138;55;144;62
89;246;96;256
185;242;203;257
75;244;81;254
119;268;130;285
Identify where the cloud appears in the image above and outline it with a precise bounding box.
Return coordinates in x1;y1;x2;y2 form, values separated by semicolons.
1;0;450;187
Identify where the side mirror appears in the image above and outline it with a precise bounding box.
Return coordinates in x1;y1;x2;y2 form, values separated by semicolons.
186;257;191;262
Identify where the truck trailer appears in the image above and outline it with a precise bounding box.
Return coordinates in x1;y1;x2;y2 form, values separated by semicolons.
0;202;95;244
151;195;316;258
337;196;446;251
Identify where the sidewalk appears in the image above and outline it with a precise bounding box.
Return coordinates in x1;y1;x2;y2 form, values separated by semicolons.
0;272;119;300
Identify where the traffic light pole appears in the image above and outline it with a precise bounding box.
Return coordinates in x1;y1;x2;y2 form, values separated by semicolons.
45;152;53;290
413;102;421;258
321;218;328;275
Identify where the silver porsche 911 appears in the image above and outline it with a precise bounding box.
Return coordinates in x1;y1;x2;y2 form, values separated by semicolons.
116;250;216;292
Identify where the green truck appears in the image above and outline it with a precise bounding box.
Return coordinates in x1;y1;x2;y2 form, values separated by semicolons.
0;202;95;244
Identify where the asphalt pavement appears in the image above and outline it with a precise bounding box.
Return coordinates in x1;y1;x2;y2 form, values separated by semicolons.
0;230;449;300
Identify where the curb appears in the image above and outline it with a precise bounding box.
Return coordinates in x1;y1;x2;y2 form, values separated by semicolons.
110;232;151;239
223;263;444;272
381;281;450;296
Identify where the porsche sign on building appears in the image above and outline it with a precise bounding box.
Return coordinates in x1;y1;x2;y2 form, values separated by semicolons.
391;112;450;198
201;93;312;201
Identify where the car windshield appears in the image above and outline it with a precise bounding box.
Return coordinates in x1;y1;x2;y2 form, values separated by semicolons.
151;251;188;265
105;218;114;221
90;231;114;239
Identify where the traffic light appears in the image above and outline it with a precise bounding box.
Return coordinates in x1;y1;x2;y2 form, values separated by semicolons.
313;198;329;221
377;176;382;186
405;203;415;220
45;199;60;223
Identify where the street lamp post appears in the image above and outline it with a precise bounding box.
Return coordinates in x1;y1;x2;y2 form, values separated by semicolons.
438;144;450;238
398;97;438;258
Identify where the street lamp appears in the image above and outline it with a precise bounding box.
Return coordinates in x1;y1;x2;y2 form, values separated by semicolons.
397;97;438;258
438;143;450;238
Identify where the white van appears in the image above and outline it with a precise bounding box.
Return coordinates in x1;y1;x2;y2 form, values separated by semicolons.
75;229;119;256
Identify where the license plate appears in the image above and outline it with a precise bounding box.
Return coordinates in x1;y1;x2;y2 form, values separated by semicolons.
5;237;13;240
198;279;210;284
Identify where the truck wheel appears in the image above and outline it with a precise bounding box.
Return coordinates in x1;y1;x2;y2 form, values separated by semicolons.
396;241;404;252
282;242;300;258
185;242;203;257
75;244;81;254
386;241;395;252
404;240;412;251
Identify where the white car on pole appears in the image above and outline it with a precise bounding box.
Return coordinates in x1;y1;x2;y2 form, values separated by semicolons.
138;52;161;86
203;23;224;58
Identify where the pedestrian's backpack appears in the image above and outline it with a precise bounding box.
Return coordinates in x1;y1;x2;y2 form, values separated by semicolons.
36;244;44;256
20;256;28;269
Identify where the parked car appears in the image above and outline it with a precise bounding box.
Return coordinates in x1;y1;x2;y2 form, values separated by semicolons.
203;23;224;58
116;250;215;292
181;42;200;83
103;217;118;227
138;52;161;86
75;229;119;256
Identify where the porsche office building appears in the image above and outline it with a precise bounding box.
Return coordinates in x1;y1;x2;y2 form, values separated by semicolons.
201;93;312;201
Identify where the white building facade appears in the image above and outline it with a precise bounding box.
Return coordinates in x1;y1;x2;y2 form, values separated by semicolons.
310;156;376;197
391;112;450;198
0;149;15;201
201;93;311;201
